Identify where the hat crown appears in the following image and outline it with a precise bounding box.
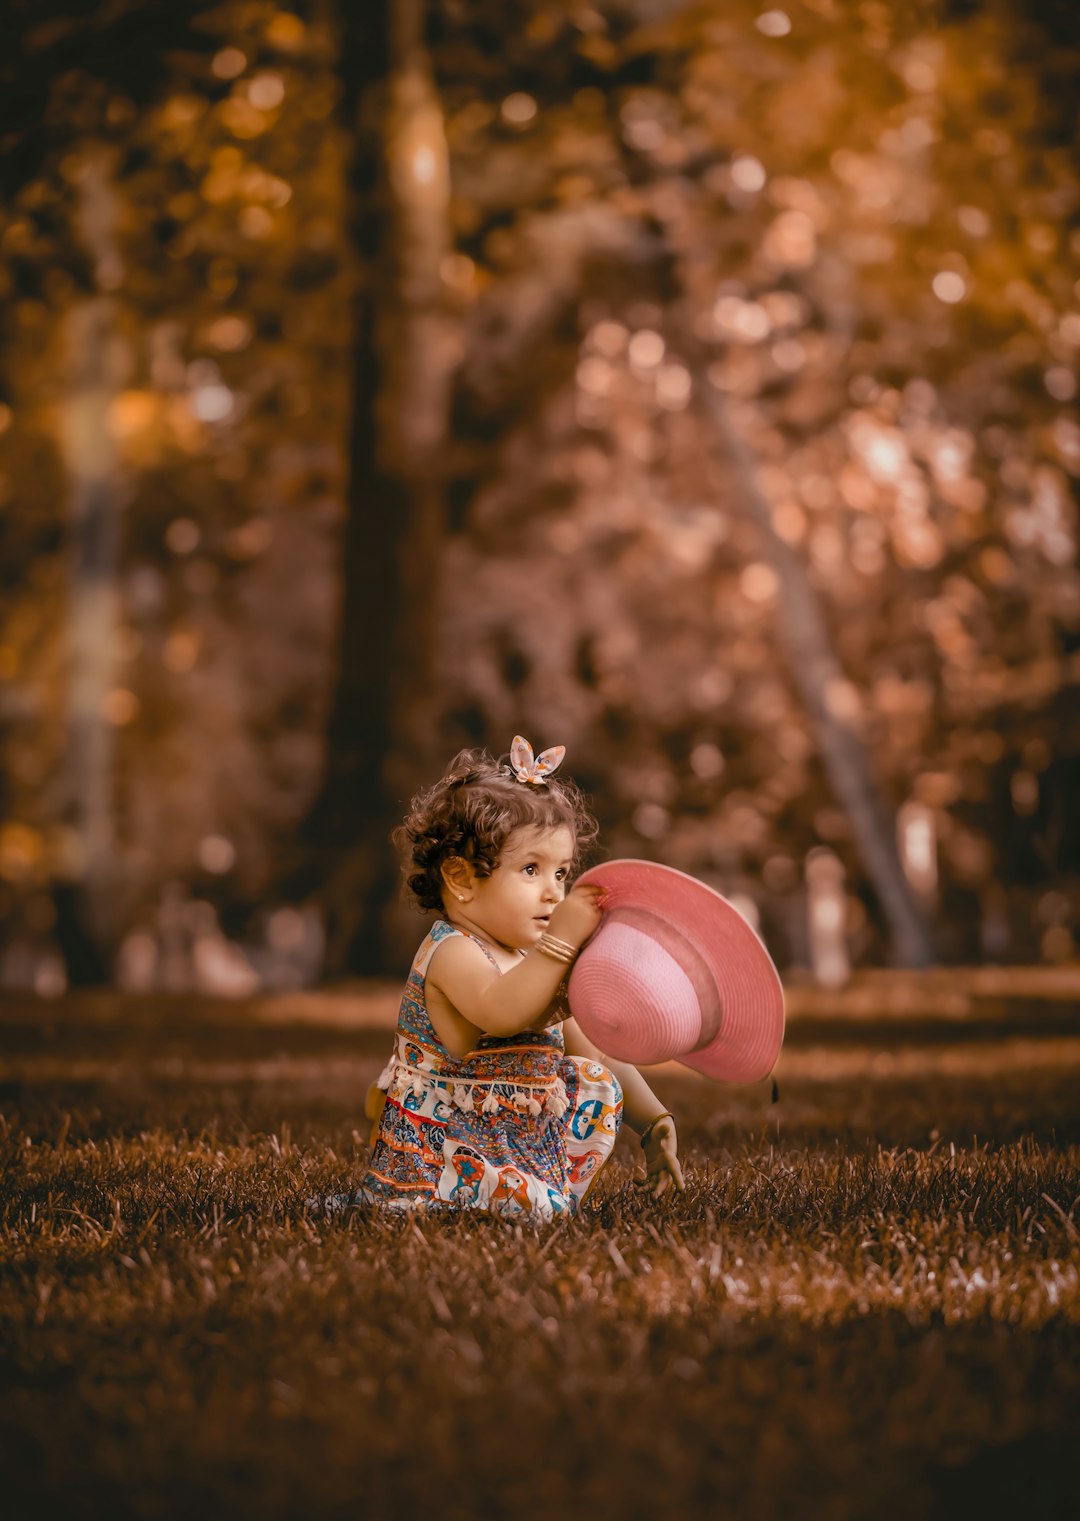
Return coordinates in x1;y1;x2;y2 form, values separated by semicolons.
613;906;724;1049
568;921;701;1065
567;859;785;1083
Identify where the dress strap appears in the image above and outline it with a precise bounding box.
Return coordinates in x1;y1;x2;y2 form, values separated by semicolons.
411;920;462;978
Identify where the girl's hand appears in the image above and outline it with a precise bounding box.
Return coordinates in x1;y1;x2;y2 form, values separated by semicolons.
548;883;605;950
634;1115;685;1199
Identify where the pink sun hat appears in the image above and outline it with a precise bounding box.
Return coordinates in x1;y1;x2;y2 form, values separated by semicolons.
567;860;785;1083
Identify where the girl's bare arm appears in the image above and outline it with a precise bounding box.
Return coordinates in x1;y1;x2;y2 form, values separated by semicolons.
427;936;569;1045
428;885;603;1042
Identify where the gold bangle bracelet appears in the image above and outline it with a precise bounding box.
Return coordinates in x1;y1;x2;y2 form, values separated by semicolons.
639;1111;675;1148
538;936;581;961
540;931;577;956
537;932;577;965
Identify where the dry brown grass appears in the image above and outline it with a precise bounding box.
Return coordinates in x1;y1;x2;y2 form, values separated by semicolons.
1;1010;1079;1521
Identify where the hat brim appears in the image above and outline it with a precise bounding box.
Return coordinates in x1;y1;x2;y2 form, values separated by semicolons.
570;860;785;1083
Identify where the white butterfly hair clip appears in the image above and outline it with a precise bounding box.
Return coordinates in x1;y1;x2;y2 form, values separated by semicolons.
510;735;566;786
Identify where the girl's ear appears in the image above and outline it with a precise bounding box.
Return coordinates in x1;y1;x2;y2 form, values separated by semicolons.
441;855;474;903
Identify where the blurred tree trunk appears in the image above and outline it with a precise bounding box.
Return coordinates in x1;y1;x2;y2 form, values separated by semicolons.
302;0;457;973
700;383;935;968
53;147;132;984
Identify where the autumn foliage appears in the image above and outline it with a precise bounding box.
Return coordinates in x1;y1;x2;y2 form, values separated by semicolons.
0;0;1077;984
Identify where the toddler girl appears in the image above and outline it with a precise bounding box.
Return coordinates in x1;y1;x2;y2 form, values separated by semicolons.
357;738;685;1220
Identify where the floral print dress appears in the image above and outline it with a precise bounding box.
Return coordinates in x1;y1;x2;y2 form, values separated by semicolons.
359;921;623;1221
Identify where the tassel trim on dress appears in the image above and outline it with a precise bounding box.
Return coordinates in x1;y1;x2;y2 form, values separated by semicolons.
383;1058;568;1120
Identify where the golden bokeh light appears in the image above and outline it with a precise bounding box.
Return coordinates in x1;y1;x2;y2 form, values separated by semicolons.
211;47;246;81
101;689;139;727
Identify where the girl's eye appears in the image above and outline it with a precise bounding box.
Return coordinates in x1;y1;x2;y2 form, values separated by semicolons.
556;869;568;881
523;864;537;876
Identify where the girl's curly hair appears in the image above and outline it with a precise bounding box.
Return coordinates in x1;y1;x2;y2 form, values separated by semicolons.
395;747;599;914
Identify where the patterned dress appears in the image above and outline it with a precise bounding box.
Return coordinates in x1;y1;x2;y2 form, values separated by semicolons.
359;921;623;1221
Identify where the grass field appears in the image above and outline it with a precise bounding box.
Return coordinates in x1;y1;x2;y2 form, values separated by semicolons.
1;993;1078;1521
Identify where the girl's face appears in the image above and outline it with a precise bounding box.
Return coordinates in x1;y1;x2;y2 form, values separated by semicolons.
452;824;574;952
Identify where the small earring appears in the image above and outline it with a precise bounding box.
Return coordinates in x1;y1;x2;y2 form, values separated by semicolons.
457;894;465;902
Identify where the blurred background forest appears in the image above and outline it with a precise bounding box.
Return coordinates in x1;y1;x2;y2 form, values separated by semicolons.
0;0;1078;993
